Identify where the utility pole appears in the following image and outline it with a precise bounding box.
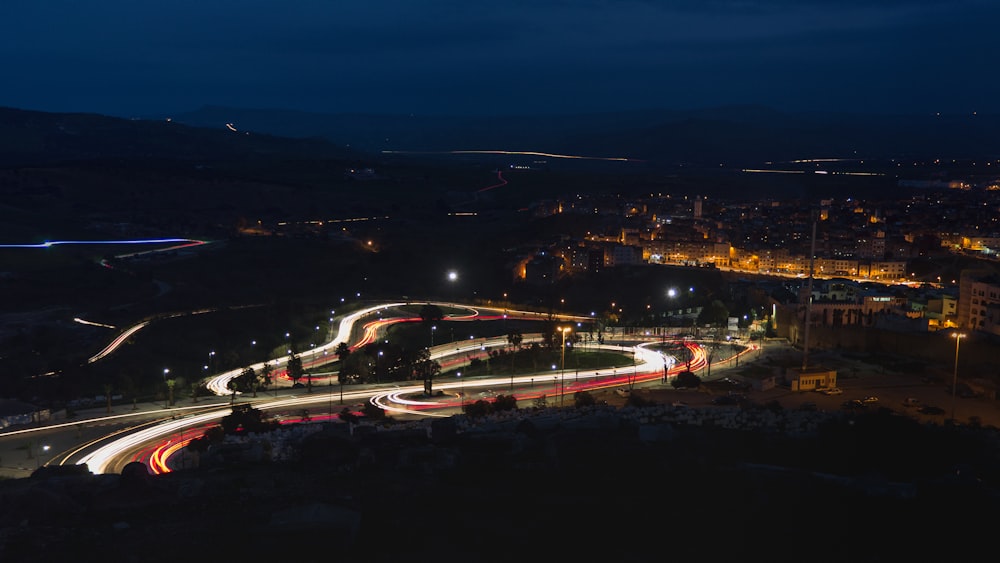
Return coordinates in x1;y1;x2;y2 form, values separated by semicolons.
802;211;818;371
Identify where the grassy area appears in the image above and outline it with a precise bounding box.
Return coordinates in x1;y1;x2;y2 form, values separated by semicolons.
439;349;634;379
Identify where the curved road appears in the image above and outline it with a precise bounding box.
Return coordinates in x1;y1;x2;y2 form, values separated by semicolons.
71;302;598;474
4;300;723;477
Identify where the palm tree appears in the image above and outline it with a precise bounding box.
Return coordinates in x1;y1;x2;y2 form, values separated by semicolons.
506;330;523;351
506;330;523;391
335;342;351;362
420;304;444;349
413;348;441;395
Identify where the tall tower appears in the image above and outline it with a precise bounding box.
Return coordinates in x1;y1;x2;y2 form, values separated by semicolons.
693;196;703;218
786;208;838;392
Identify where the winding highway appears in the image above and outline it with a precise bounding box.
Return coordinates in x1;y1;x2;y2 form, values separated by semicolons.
5;301;722;477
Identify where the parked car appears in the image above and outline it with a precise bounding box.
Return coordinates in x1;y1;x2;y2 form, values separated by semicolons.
902;397;921;407
615;388;631;398
862;396;879;404
821;387;843;395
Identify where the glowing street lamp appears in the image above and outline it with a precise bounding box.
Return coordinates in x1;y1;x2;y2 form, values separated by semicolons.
35;444;50;469
377;350;383;384
559;326;572;406
162;368;170;408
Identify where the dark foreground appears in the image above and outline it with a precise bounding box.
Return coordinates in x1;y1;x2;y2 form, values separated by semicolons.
1;403;998;563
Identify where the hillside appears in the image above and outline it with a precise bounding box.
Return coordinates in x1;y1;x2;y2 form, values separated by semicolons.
2;403;998;562
167;104;1000;166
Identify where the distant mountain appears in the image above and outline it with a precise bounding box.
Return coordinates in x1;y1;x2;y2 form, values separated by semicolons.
166;105;1000;167
5;104;998;171
0;106;356;166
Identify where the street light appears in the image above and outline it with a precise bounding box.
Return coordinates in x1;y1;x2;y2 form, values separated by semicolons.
162;368;170;408
951;332;966;423
559;326;572;406
35;444;50;469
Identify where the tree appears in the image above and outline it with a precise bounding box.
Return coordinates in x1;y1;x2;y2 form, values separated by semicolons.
226;377;238;405
574;390;596;407
463;399;492;418
247;366;259;397
419;303;444;325
287;349;304;387
672;370;702;389
697;299;730;327
335;342;351;362
166;378;176;407
339;352;368;384
413;348;441;395
219;404;276;434
103;382;113;414
506;330;523;387
420;303;444;351
362;401;386;421
187;425;225;453
506;330;523;351
259;361;273;393
492;394;518;412
230;366;258;396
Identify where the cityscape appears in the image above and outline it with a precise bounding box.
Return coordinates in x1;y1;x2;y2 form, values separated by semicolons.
6;2;1000;558
0;104;999;560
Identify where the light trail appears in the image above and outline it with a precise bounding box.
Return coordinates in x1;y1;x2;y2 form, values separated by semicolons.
74;317;116;329
87;321;149;363
65;300;735;475
0;402;230;439
76;336;738;474
204;302;590;396
0;237;205;249
86;309;218;365
205;302;409;396
381;149;641;162
742;168;884;177
369;341;698;418
77;390;378;474
478;170;508;192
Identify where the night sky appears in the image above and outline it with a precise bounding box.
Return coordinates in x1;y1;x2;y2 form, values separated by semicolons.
2;0;997;118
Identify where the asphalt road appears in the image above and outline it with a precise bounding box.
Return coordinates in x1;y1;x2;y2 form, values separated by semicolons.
5;337;997;480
